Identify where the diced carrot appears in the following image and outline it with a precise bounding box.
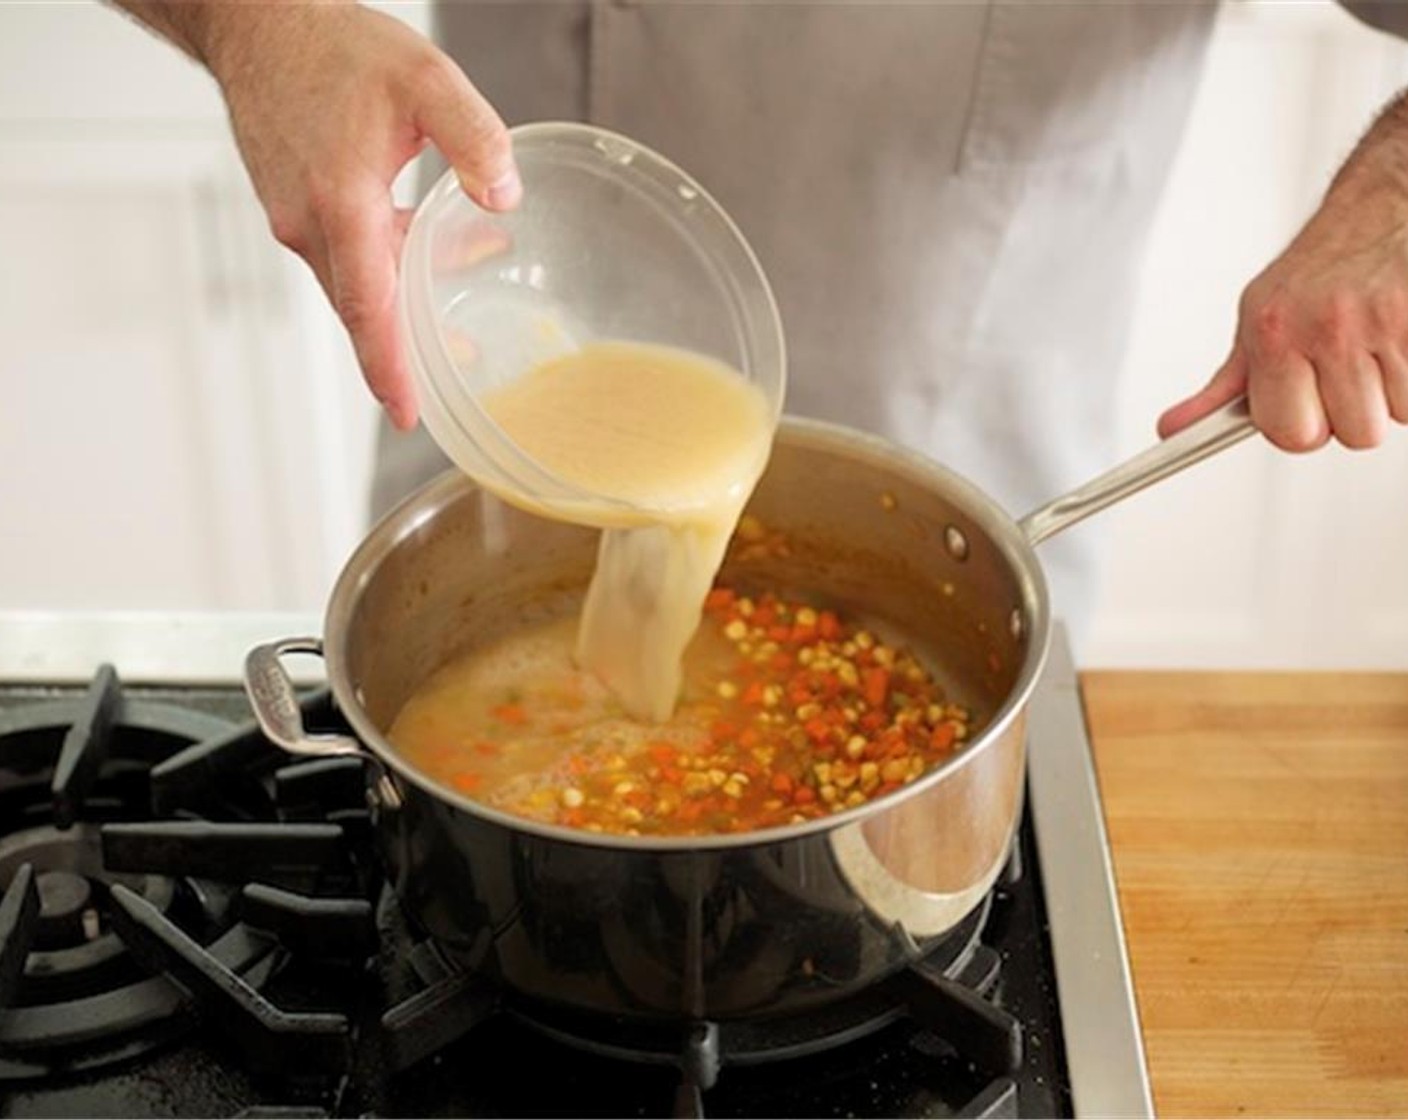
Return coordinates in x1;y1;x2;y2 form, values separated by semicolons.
817;611;842;640
803;718;830;744
740;681;766;707
767;625;791;642
451;771;482;792
705;587;735;612
789;624;817;644
771;772;794;794
752;605;777;628
648;743;678;767
491;703;527;725
738;727;760;748
710;720;738;742
930;723;957;751
862;668;890;709
561;808;586;829
792;785;816;805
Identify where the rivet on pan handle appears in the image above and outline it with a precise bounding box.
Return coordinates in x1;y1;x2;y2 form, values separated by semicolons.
244;638;366;759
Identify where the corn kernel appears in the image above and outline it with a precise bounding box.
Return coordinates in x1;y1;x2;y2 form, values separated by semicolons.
881;759;908;784
796;606;818;627
729;772;750;785
837;663;859;688
845;735;867;759
819;784;838;804
724;619;748;641
620;807;644;824
854;630;875;650
737;598;755;617
813;761;832;785
722;780;744;799
613;781;635;797
561;788;585;808
709;769;727;787
873;647;895;667
796;702;821;721
860;762;880;791
845;790;867;808
798;648;815;667
841;641;857;657
762;685;782;708
717;680;738;700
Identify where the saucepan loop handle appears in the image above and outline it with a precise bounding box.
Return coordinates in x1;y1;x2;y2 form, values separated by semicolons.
244;638;366;759
1018;396;1256;547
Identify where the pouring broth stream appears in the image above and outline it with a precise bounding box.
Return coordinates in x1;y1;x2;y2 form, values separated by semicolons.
479;340;774;721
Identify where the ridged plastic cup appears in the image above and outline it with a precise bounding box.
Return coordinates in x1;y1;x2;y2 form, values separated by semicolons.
398;121;787;527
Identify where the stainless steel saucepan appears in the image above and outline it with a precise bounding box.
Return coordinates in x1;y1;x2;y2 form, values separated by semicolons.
245;399;1253;1022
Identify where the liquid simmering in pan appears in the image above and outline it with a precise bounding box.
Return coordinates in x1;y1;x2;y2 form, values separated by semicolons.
387;569;974;837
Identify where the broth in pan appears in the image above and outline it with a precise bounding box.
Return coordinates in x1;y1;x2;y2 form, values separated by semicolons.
386;570;975;837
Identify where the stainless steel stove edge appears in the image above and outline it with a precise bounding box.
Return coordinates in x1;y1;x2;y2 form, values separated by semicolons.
1026;621;1154;1119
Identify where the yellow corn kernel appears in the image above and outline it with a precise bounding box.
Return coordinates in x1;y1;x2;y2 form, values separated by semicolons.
837;663;860;688
729;771;750;786
716;680;738;700
620;807;644;824
723;619;748;641
737;598;755;617
722;780;744;799
561;788;585;809
813;761;832;785
845;790;867;808
709;769;727;787
819;784;838;804
613;781;635;797
854;630;875;650
881;759;908;784
737;515;766;542
845;735;867;759
762;685;782;708
798;648;815;667
841;641;857;657
796;606;818;627
796;701;821;721
860;762;880;792
873;647;895;667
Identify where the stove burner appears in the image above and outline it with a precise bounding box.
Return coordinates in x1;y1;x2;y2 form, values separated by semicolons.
0;666;320;1082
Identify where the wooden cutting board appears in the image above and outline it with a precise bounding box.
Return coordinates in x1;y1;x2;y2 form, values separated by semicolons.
1082;671;1408;1118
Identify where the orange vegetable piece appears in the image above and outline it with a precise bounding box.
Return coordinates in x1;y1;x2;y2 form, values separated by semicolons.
451;771;482;792
930;723;957;751
792;785;817;805
817;611;842;640
771;772;794;794
862;668;890;709
705;587;735;612
491;703;527;725
473;742;501;757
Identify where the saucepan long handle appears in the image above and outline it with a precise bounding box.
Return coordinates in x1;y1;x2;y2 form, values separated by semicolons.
1017;397;1256;547
244;638;366;758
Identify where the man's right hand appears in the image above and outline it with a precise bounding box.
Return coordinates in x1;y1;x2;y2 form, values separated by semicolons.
118;1;521;430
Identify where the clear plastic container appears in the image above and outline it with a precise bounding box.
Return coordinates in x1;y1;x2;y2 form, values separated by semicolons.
398;121;787;526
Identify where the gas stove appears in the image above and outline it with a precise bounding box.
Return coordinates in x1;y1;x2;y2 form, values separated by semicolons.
0;614;1149;1118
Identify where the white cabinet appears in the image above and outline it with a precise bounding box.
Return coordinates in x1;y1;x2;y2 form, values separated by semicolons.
1085;2;1408;669
0;2;377;611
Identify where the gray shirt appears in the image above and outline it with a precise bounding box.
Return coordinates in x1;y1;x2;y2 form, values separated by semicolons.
373;1;1404;638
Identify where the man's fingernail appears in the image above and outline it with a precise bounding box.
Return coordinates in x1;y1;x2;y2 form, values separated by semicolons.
484;166;522;210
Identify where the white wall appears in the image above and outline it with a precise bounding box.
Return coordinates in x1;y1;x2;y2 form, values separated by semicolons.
0;1;1404;669
1086;2;1408;669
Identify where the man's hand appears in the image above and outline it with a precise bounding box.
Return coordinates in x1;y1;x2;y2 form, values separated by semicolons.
1160;91;1408;451
113;1;520;430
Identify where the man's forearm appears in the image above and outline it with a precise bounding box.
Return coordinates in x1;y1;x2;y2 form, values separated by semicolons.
105;1;351;88
1328;88;1408;203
